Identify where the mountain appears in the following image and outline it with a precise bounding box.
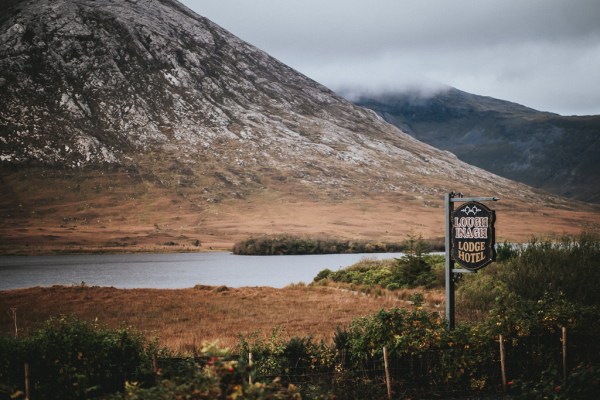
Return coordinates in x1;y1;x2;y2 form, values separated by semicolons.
352;87;600;203
1;0;598;253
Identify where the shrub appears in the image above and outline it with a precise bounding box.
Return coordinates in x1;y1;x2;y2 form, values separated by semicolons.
501;232;600;307
313;268;332;281
232;234;406;255
510;362;600;399
334;307;500;393
391;233;437;288
108;351;303;400
495;241;518;262
313;234;443;290
0;317;158;400
457;230;600;331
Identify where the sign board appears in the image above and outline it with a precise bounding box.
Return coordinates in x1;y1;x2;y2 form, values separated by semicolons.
451;201;496;271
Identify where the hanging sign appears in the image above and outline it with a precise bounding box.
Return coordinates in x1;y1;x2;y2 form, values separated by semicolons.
451;201;496;271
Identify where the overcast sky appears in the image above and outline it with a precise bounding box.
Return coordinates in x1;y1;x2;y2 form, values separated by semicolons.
180;0;600;116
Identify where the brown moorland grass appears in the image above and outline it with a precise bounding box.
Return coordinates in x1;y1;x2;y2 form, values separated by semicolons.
2;167;600;255
0;285;443;353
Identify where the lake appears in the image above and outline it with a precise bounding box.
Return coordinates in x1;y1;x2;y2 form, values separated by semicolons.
0;252;406;290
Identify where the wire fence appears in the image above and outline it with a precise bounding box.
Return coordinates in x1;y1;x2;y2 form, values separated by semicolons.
4;313;598;399
6;326;579;399
154;329;599;399
247;348;502;399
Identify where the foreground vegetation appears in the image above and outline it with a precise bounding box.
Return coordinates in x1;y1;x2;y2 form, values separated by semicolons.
1;232;600;398
1;308;598;399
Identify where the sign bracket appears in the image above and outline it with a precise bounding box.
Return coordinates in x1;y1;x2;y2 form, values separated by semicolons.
450;197;499;203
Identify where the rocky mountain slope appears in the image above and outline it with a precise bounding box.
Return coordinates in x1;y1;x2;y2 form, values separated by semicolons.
353;87;600;203
1;0;598;253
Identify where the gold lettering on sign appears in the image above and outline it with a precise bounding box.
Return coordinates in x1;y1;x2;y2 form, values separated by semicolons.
456;241;486;263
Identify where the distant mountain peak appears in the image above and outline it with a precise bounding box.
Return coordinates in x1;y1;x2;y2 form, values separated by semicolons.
353;87;600;203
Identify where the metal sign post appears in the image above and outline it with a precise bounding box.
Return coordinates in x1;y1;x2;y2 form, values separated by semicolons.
445;192;499;330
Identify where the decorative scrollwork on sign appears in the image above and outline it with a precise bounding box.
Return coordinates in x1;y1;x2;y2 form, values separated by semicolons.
463;205;481;215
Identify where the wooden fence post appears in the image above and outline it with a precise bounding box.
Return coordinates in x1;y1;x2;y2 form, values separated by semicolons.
11;308;18;338
248;352;253;385
562;326;567;383
383;346;392;400
24;363;30;400
499;334;507;392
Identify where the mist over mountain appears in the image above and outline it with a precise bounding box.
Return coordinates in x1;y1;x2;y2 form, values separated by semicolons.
353;87;600;203
0;0;597;252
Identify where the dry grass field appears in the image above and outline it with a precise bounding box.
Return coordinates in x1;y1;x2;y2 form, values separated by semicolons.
2;167;600;255
0;284;444;353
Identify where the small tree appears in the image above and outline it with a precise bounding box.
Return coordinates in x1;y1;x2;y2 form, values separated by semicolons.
392;233;435;288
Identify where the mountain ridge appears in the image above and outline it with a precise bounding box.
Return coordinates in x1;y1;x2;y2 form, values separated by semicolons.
352;87;600;203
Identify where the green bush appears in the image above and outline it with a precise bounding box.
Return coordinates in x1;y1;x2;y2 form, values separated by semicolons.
510;362;600;399
107;342;303;400
332;307;500;393
0;317;158;400
457;231;600;334
233;234;411;255
313;259;395;287
314;234;443;290
502;232;600;307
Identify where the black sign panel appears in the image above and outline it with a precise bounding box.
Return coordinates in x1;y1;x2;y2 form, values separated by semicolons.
451;201;496;271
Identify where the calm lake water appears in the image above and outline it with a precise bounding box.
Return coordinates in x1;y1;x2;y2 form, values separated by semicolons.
0;252;406;290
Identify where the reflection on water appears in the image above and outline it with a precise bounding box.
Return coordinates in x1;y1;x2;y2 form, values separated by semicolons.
0;252;406;290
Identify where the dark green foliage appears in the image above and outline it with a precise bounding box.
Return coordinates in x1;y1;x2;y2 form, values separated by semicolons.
495;240;519;262
0;317;158;400
313;269;332;281
103;347;300;400
330;305;599;398
313;234;444;289
236;329;331;383
313;258;395;287
329;308;504;396
0;335;23;398
391;233;437;288
313;254;444;289
107;356;302;400
408;292;425;306
232;234;444;255
0;320;301;400
457;231;600;332
502;231;600;307
510;363;600;399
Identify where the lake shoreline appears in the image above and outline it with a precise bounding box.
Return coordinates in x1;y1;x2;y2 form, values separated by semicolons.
0;251;409;291
0;243;233;257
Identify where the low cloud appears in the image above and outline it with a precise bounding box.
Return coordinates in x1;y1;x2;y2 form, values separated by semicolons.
184;0;600;115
